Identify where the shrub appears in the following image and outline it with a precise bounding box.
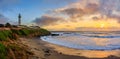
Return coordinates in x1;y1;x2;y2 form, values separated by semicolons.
38;28;51;36
11;29;22;35
5;23;12;28
19;29;30;36
0;24;4;27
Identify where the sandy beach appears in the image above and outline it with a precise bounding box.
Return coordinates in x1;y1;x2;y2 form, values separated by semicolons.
19;37;120;59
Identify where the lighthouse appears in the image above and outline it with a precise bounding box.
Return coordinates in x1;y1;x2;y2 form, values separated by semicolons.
18;13;21;26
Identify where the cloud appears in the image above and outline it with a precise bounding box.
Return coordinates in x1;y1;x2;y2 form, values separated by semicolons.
85;3;99;13
99;0;120;16
59;8;84;18
54;1;99;18
32;0;100;25
98;0;120;23
33;0;120;31
33;15;64;26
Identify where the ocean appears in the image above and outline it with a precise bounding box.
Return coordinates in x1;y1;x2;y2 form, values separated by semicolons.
41;31;120;50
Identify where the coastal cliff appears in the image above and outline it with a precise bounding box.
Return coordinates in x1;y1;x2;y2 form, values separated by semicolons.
0;28;51;59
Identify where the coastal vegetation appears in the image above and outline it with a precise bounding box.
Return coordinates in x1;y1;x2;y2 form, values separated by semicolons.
0;26;51;59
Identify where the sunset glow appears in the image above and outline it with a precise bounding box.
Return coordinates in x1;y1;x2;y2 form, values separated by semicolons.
34;0;120;31
1;0;120;31
43;19;120;31
1;0;120;59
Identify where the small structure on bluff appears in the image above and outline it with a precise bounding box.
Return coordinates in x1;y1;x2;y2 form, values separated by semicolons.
18;13;21;26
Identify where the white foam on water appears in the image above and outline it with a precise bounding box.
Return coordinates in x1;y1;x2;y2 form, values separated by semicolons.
41;31;120;50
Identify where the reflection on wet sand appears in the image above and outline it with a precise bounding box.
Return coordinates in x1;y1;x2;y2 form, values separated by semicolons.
46;43;120;58
92;38;109;46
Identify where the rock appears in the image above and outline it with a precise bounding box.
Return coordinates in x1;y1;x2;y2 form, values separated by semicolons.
59;52;62;54
51;34;59;36
44;53;51;57
43;49;50;53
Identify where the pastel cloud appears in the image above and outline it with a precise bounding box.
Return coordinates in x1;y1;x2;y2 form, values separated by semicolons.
33;15;65;26
33;0;120;31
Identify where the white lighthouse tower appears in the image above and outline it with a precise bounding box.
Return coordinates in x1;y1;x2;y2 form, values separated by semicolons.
18;13;21;26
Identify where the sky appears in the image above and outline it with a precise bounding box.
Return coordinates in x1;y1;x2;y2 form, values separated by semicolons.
1;0;120;31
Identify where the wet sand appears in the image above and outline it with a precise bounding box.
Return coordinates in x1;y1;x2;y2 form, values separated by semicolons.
19;37;120;59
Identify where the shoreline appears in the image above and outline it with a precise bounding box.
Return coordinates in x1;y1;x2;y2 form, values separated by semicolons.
20;37;120;59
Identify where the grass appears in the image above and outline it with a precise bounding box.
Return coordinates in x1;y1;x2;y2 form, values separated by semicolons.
7;44;22;51
0;30;11;41
0;28;51;41
0;33;7;41
0;28;51;59
11;28;51;37
0;43;7;59
0;30;18;41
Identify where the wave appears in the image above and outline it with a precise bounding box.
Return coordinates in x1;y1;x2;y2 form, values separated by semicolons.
41;31;120;50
